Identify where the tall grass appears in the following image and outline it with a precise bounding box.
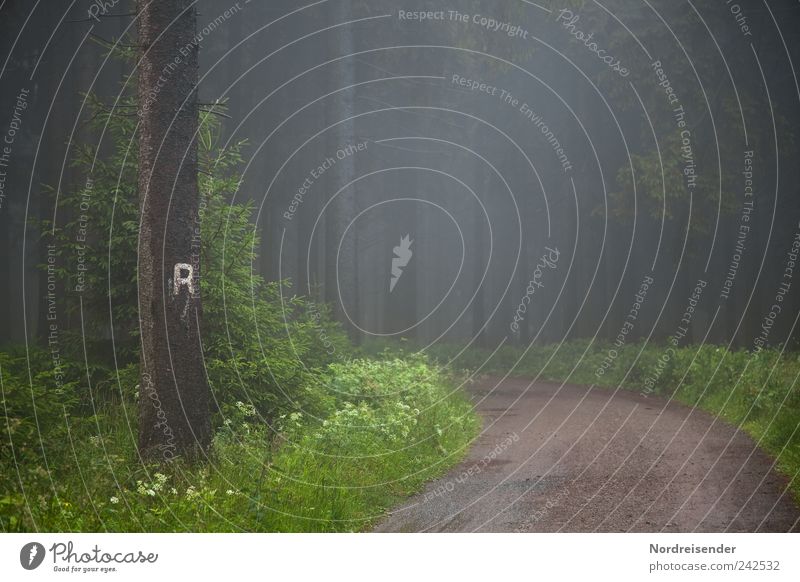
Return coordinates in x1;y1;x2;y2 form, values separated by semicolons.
1;355;479;532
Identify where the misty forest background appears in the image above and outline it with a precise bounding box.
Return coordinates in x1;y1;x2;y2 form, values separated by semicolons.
1;0;800;532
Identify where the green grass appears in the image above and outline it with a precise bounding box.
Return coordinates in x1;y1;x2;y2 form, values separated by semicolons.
1;355;479;532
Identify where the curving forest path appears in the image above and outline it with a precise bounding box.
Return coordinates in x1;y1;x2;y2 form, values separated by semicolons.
376;376;800;532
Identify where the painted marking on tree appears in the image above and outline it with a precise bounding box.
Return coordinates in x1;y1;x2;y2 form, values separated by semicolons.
173;263;194;296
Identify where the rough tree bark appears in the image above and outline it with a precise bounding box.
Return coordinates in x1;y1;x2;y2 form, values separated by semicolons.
136;0;210;460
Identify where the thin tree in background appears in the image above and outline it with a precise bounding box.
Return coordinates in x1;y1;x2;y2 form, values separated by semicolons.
136;0;210;459
325;0;358;334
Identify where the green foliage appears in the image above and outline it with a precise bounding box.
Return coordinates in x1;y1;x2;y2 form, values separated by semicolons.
40;90;140;360
38;84;351;423
192;114;350;421
613;133;707;223
0;346;124;531
1;357;478;532
3;77;479;532
600;4;797;238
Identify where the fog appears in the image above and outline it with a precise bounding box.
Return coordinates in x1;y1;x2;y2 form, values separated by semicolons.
2;0;800;352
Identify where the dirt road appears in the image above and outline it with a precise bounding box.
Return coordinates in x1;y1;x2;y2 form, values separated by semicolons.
376;377;800;532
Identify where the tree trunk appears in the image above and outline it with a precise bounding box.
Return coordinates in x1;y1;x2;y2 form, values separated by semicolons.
325;0;358;337
136;0;210;460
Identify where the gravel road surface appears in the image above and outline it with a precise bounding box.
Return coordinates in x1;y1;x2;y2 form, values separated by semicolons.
376;377;800;532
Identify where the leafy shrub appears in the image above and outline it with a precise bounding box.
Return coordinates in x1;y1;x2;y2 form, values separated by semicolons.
39;78;350;424
2;356;478;532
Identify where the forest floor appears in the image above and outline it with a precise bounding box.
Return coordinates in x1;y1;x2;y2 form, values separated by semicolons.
375;376;800;532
